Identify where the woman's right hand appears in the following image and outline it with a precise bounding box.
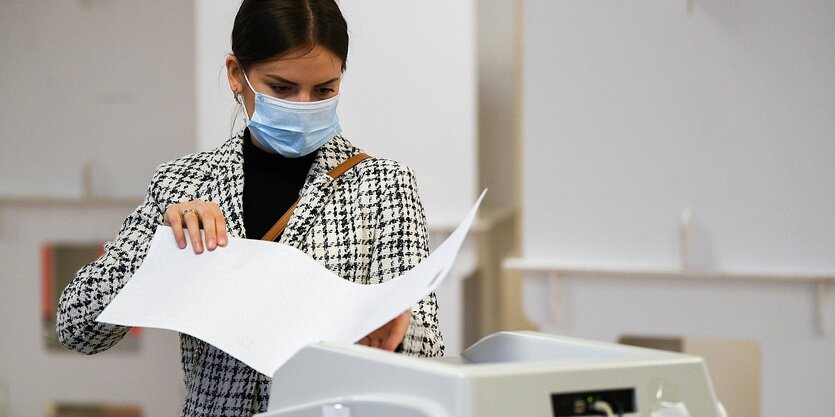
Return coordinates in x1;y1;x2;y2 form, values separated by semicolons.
163;200;228;254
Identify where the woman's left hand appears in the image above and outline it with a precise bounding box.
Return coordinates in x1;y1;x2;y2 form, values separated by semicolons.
358;310;411;351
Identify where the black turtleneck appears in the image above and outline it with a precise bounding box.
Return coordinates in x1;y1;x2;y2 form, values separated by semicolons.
242;130;317;240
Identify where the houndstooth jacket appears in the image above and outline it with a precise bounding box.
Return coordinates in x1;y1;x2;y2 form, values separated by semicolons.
57;132;444;416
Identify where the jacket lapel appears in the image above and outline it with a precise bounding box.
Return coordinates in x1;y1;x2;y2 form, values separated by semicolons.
206;132;247;239
279;135;362;246
203;132;361;244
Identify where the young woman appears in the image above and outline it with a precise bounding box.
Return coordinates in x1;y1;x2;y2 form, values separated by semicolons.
57;0;444;415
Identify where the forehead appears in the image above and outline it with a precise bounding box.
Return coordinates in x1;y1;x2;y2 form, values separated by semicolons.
251;44;343;80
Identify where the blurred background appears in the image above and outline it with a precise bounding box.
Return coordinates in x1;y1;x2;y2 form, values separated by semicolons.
1;0;833;416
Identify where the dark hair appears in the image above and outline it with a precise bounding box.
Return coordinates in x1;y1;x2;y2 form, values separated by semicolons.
231;0;349;71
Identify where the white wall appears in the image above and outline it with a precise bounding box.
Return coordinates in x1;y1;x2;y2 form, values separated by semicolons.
196;0;479;226
195;0;240;153
520;1;835;416
0;0;194;198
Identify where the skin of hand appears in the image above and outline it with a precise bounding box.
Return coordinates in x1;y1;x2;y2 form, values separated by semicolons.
358;310;411;351
163;199;229;254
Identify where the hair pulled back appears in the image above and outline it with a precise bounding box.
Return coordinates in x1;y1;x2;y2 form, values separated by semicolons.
232;0;348;71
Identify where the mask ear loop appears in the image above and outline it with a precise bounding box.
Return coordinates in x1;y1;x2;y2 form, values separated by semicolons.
237;67;257;124
238;91;253;124
229;88;248;138
240;71;265;128
233;69;254;136
241;70;257;95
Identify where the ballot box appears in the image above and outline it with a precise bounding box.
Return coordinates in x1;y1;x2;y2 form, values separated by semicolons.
256;331;723;417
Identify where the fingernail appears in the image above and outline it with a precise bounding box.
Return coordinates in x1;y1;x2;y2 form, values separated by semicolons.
207;238;216;250
219;237;227;246
178;240;186;249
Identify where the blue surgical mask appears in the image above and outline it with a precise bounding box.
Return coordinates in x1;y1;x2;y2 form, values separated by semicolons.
241;71;341;158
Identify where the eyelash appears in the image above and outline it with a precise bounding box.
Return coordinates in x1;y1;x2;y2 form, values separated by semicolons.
270;85;292;93
269;85;336;96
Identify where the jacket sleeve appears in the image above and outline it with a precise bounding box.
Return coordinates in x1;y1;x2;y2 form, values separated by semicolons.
56;170;166;354
368;164;444;357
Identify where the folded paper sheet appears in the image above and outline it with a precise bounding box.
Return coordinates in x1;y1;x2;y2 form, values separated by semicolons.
98;191;485;376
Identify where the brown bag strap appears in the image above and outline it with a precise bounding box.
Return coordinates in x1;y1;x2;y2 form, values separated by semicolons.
260;153;371;242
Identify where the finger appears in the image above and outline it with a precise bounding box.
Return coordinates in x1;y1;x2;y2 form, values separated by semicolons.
382;311;411;351
183;210;203;254
368;336;383;349
211;203;228;247
199;205;218;251
165;206;187;249
357;336;371;347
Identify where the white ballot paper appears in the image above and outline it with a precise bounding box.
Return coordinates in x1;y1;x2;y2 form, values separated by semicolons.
98;190;486;376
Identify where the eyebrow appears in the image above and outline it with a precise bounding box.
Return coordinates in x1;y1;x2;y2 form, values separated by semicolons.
264;74;340;87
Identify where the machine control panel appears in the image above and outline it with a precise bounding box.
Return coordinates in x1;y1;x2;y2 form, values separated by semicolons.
551;388;636;416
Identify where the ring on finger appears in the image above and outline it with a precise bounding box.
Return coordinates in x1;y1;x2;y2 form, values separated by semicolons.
180;208;197;217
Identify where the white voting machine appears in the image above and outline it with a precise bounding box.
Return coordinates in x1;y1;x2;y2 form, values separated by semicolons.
256;331;723;417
